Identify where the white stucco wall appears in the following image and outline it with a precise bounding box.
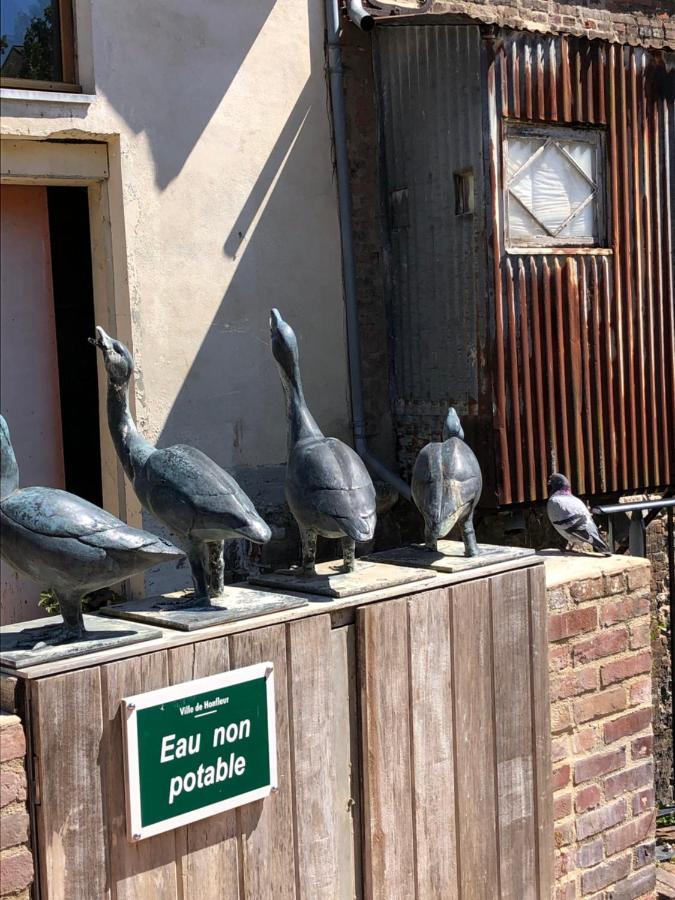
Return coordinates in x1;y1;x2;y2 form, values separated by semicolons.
1;0;350;475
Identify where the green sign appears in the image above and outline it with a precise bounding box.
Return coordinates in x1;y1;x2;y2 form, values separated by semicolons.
122;662;277;840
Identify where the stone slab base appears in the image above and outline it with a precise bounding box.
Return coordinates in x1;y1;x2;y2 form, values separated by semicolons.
97;586;308;631
366;540;536;573
250;559;434;598
0;615;162;669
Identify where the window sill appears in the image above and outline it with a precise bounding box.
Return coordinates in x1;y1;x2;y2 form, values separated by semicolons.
506;247;613;256
0;87;95;105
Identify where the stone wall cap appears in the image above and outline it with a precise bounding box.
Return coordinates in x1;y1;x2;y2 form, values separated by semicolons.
0;712;21;729
538;549;650;589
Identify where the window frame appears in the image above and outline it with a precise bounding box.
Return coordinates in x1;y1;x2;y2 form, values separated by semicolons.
0;0;78;92
502;120;608;251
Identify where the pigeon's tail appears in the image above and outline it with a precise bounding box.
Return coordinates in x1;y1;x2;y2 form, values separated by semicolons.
592;533;611;556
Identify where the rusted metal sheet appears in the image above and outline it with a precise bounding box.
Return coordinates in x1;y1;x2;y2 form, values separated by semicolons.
487;31;675;504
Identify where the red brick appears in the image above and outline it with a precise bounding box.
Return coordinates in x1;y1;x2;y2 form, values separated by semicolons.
576;783;602;813
600;594;650;626
549;607;598;642
555;847;573;879
626;566;651;591
552;736;569;763
573;725;597;754
0;849;33;894
551;702;573;734
573;627;628;665
554;880;576;900
603;707;652;744
548;587;569;610
608;866;656;899
604;810;654;856
631;735;653;760
633;840;655;868
552;763;571;791
629;677;651;707
552;665;598;700
0;809;29;850
575;748;626;784
569;576;604;602
577;799;627;839
575;837;603;868
0;770;26;808
632;787;655;816
604;571;626;595
555;821;574;848
550;644;573;672
581;852;631;893
604;762;653;800
574;687;626;724
554;792;572;821
0;724;25;763
628;620;650;650
600;651;651;687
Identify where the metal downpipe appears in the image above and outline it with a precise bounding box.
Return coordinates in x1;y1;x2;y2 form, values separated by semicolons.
324;0;411;502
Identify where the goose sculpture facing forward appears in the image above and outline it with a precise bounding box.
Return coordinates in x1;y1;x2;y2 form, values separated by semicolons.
270;309;376;574
92;327;271;601
411;407;482;557
0;415;184;640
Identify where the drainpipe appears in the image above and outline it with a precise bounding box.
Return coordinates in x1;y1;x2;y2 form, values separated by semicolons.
324;0;412;501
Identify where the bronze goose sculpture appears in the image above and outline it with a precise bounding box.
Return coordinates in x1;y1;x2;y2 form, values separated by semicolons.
0;415;184;640
92;327;271;601
411;407;482;557
270;309;376;574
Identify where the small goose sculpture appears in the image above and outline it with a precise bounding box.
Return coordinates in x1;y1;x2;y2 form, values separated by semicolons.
92;327;271;601
270;309;376;574
0;415;184;640
411;407;483;557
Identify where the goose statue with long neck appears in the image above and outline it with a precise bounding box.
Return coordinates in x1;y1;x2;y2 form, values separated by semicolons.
0;415;184;641
92;327;271;601
270;309;376;574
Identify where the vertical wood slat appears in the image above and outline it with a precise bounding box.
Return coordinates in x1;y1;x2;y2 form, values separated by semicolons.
451;579;499;899
101;652;178;900
32;669;109;900
529;258;548;495
506;259;524;502
518;260;536;499
491;571;537;900
542;258;558;474
566;259;585;492
359;598;416;900
228;625;295;900
579;258;595;494
286;615;339;900
167;640;239;900
590;258;606;491
407;589;459;899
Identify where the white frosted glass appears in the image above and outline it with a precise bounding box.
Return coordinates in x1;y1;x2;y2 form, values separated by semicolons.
564;142;595;181
508;196;548;238
506;139;540;178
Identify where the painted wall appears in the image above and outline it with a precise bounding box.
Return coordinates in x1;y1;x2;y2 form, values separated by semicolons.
1;0;350;591
0;185;65;624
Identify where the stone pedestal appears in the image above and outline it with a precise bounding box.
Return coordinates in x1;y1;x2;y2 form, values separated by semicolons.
250;559;434;599
366;539;536;573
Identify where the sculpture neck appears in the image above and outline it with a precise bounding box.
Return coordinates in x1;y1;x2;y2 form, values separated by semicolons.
106;382;154;481
278;362;321;449
0;437;19;500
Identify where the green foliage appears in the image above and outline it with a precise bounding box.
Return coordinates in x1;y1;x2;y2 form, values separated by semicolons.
39;588;126;615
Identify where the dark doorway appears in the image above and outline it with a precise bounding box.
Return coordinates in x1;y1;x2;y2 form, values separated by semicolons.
47;186;102;507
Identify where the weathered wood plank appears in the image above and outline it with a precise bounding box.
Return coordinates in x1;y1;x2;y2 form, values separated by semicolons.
359;597;416;900
32;668;109;900
491;570;537;900
228;624;295;900
168;639;240;900
100;651;178;900
528;565;554;899
331;625;362;900
408;588;459;900
286;615;338;900
451;579;499;900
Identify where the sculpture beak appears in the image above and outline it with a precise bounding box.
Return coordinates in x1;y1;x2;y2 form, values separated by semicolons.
89;325;112;352
270;308;283;335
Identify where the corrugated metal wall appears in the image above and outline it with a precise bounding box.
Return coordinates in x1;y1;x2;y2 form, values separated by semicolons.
375;25;487;426
488;33;675;504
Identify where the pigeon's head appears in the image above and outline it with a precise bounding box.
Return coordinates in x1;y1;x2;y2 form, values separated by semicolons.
270;308;299;381
548;472;571;495
90;326;134;386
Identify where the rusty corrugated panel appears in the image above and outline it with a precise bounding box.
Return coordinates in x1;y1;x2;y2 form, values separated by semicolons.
488;31;675;504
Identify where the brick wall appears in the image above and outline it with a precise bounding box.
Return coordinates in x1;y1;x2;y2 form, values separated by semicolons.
0;714;33;900
544;552;657;900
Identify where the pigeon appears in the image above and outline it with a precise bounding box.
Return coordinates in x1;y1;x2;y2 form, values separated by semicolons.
546;473;610;555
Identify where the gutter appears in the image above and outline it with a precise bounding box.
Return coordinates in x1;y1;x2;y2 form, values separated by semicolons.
324;0;412;501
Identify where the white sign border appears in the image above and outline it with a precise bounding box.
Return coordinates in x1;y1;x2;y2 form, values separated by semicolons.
121;661;277;841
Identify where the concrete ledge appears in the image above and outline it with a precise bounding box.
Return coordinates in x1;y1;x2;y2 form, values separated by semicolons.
539;550;650;591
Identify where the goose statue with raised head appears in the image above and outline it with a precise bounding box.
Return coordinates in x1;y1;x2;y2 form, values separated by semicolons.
0;415;184;640
411;407;483;557
92;327;271;601
270;309;376;574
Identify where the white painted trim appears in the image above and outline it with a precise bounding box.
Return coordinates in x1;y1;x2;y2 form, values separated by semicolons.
0;88;96;104
122;662;277;841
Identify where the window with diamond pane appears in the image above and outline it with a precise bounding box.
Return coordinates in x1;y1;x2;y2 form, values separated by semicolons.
504;124;606;248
